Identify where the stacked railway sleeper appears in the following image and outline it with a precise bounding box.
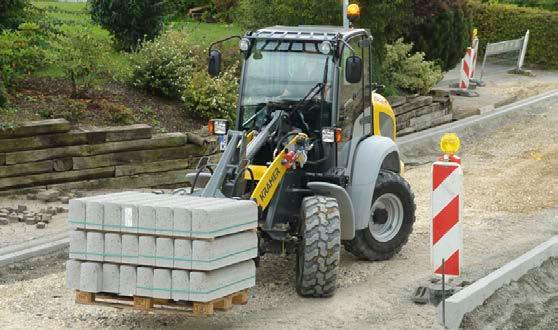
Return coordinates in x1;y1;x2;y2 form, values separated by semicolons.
65;191;258;316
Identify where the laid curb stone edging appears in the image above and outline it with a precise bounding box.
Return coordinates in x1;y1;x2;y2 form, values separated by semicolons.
438;236;558;329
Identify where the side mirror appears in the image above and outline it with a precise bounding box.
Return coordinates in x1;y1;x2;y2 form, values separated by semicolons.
208;50;222;77
345;55;362;84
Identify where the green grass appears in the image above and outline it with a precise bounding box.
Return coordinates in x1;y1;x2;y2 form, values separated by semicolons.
29;2;242;79
169;20;243;48
31;1;131;79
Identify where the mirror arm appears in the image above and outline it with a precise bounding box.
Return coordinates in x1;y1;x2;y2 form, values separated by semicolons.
339;39;357;56
208;35;242;54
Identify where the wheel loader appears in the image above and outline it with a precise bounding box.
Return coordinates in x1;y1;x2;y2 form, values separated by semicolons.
182;4;416;298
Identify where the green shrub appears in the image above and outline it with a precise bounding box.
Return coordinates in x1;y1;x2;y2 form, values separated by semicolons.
483;0;558;11
130;30;195;100
49;25;109;97
381;39;443;95
89;0;166;51
407;1;472;71
471;2;558;69
0;22;48;85
182;64;239;120
0;0;28;30
235;0;341;30
0;80;7;107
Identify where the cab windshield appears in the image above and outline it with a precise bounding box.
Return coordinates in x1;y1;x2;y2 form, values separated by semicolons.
239;40;334;129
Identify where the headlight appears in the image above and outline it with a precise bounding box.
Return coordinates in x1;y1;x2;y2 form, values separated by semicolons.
239;38;251;52
319;41;332;55
322;127;342;143
209;119;228;135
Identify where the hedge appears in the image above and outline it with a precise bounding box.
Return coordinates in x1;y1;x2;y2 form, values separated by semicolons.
470;2;558;69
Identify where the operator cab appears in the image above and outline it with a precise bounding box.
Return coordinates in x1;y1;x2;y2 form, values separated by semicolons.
208;25;396;178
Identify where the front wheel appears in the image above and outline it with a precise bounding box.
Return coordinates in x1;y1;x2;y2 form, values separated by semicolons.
344;170;416;261
296;196;341;298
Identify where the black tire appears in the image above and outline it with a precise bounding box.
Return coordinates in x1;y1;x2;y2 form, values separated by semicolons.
344;170;415;261
296;195;341;298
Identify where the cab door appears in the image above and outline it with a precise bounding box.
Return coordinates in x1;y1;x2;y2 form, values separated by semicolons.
337;34;372;169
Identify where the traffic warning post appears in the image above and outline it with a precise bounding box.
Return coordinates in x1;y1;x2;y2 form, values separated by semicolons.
431;133;463;277
451;48;480;97
469;28;486;87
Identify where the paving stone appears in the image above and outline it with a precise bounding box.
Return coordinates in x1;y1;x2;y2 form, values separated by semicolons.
37;190;60;202
56;206;67;213
41;214;52;223
17;205;27;212
36;221;46;229
104;233;122;263
59;196;70;204
119;265;137;297
86;232;104;262
121;234;139;264
79;262;103;293
174;239;192;270
190;260;256;303
153;269;172;299
155;238;174;268
138;236;156;266
69;230;87;260
65;259;82;290
171;270;189;301
26;193;37;200
8;213;18;223
192;231;258;271
0;218;8;225
24;217;36;225
102;264;120;294
136;267;154;297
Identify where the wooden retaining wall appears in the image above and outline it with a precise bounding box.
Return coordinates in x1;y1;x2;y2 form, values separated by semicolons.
0;119;203;191
390;89;453;136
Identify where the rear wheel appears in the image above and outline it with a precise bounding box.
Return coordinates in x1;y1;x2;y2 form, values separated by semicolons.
344;170;415;261
296;196;341;298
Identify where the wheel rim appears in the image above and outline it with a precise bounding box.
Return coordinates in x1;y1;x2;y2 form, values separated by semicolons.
368;193;404;242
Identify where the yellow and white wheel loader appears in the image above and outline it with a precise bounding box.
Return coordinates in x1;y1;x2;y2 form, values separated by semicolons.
182;4;416;298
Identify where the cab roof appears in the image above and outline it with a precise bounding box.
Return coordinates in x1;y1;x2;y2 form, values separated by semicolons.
251;25;368;42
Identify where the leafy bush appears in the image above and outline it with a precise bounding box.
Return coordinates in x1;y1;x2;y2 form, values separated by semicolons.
0;0;28;30
471;2;558;69
182;65;239;120
89;0;166;51
0;22;48;85
49;25;109;97
483;0;558;11
0;80;7;107
406;1;472;71
235;0;341;30
381;39;443;95
130;30;195;100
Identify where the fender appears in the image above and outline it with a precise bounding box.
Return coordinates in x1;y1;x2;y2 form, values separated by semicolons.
346;135;401;231
307;182;355;240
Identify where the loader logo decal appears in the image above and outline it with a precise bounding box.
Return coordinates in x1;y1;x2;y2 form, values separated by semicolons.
259;167;281;202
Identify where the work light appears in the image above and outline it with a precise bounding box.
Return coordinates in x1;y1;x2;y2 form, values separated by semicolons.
322;128;342;143
319;41;332;55
208;119;228;136
239;38;251;52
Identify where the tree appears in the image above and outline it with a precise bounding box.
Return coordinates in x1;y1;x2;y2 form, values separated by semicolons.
89;0;167;51
0;0;28;30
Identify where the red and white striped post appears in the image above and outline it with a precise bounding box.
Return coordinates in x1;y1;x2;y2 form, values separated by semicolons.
452;47;479;97
470;29;486;86
431;134;463;278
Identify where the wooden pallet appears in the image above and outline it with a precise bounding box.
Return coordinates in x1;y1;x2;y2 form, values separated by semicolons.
75;289;249;316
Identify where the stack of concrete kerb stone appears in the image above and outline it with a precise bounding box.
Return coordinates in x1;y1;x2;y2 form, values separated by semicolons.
65;191;258;310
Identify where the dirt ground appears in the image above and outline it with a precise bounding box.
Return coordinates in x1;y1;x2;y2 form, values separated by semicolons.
461;258;558;329
0;102;556;329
